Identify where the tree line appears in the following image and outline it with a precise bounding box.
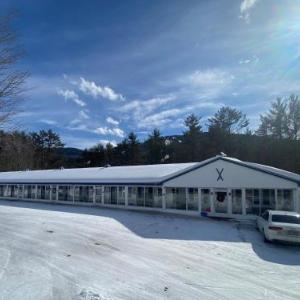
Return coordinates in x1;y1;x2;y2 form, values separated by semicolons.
80;94;300;174
1;95;299;174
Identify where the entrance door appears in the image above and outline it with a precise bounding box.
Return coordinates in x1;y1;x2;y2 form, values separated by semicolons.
214;190;228;213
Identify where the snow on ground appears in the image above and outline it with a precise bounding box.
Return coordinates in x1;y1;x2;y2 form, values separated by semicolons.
0;200;299;300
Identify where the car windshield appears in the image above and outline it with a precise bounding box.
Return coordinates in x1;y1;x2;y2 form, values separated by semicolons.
272;215;300;225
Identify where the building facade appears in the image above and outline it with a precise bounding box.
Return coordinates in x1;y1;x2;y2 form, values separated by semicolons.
0;155;299;218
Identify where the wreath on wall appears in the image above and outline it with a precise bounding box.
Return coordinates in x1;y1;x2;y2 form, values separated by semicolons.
217;193;226;203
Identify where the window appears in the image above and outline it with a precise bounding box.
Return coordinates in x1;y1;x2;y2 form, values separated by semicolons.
166;188;186;210
0;185;5;197
187;188;198;211
145;187;154;207
260;189;275;214
137;187;145;206
118;186;125;205
232;189;242;214
51;186;57;201
128;187;137;206
74;186;93;203
201;189;210;212
104;186;111;204
246;189;260;215
153;187;162;208
110;187;117;204
58;186;73;202
272;214;300;224
95;186;102;203
277;190;294;211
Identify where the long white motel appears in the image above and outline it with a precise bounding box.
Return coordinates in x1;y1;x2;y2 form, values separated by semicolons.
0;154;299;218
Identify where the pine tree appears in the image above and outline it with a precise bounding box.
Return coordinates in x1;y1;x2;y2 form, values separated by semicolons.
183;114;202;161
145;129;166;164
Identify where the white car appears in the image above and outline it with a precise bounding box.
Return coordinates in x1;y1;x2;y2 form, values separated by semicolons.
257;210;300;243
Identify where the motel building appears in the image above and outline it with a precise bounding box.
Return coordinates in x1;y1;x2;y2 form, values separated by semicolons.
0;154;299;219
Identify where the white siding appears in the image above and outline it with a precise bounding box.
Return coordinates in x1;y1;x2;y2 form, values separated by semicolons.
164;160;298;189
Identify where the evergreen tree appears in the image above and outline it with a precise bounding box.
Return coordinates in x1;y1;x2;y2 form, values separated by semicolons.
127;132;142;164
257;97;288;139
145;129;166;164
31;129;64;169
208;106;249;134
183;114;202;161
286;94;300;140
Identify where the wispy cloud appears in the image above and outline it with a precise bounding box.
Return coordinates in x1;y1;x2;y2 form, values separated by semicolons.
137;108;182;129
187;69;233;89
119;96;174;118
94;126;125;138
239;0;259;23
78;77;124;101
106;116;119;126
57;89;86;107
38;119;58;126
79;110;90;120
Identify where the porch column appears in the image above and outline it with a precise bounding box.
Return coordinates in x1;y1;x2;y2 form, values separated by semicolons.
242;188;246;215
22;184;25;199
185;188;189;211
275;189;278;210
209;188;215;213
93;185;96;204
125;186;128;207
35;184;38;199
72;186;75;203
56;185;59;201
162;187;166;209
197;188;202;213
101;186;105;205
227;189;232;215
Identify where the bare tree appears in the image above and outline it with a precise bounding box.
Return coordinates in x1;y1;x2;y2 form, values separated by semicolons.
0;12;28;126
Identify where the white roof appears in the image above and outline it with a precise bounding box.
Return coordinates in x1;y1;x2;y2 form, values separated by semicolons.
0;155;299;185
0;163;199;184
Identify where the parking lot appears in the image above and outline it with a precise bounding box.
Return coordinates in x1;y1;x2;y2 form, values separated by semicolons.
0;200;299;299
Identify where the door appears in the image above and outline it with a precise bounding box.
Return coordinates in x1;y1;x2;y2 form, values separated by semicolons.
214;190;228;213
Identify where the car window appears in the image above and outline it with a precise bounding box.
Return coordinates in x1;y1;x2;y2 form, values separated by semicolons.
272;215;300;224
262;211;269;221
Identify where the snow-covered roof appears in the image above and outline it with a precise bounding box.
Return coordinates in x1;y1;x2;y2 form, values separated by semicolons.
0;155;299;185
0;163;200;185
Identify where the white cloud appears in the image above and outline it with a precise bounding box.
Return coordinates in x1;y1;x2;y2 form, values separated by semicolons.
137;108;182;129
57;89;86;107
78;77;124;101
106;116;119;126
240;0;259;23
188;69;233;88
119;96;174;122
79;110;90;120
239;59;251;64
39;119;58;125
94;126;125;138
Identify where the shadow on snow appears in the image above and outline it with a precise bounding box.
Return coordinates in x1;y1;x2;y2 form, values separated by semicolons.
0;199;299;266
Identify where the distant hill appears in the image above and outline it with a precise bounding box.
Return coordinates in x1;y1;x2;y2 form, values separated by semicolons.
57;147;84;159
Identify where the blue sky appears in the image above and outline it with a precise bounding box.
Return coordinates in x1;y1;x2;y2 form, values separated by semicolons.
1;0;300;148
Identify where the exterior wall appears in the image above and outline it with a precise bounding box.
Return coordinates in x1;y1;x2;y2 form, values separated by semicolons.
0;159;299;219
163;159;298;189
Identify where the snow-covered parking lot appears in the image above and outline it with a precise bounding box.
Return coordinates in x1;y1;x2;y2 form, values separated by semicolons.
0;200;299;300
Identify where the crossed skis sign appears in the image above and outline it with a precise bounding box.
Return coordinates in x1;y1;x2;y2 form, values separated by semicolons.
216;168;224;181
